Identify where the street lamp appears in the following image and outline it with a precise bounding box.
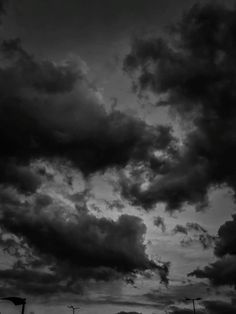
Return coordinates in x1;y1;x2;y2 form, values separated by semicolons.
185;298;202;314
67;305;80;314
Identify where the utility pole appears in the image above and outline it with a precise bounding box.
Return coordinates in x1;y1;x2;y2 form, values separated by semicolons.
185;298;202;314
21;300;26;314
67;305;80;314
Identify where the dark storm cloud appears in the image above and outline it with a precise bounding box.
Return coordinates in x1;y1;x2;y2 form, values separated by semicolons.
0;186;22;206
0;194;169;292
203;299;236;314
190;256;236;287
0;38;173;193
190;215;236;287
214;214;236;257
0;38;79;93
153;216;166;232
0;27;171;293
0;162;41;194
123;2;236;211
169;301;236;314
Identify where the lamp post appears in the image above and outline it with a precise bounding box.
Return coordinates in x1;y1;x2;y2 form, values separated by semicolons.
67;305;80;314
185;298;202;314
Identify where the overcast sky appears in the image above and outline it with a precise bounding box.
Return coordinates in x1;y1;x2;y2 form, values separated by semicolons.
0;1;236;314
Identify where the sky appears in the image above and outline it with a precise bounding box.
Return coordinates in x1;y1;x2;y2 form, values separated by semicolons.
0;1;236;314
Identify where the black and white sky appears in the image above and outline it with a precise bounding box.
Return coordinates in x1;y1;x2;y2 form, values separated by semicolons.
0;1;236;314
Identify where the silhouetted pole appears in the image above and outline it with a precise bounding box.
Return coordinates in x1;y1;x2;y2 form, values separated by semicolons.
21;301;26;314
193;299;196;314
185;298;202;314
67;305;80;314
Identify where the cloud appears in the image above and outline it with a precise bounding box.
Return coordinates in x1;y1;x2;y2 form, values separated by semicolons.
123;2;236;210
186;223;207;234
173;222;215;250
180;234;215;250
0;38;173;194
214;214;236;257
144;282;208;308
190;215;236;287
203;299;236;314
0;21;172;296
0;162;41;194
34;194;53;210
0;268;77;297
197;234;216;250
105;199;125;212
173;225;188;235
0;0;7;20
5;0;196;47
153;216;166;232
0;192;169;295
169;299;236;314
